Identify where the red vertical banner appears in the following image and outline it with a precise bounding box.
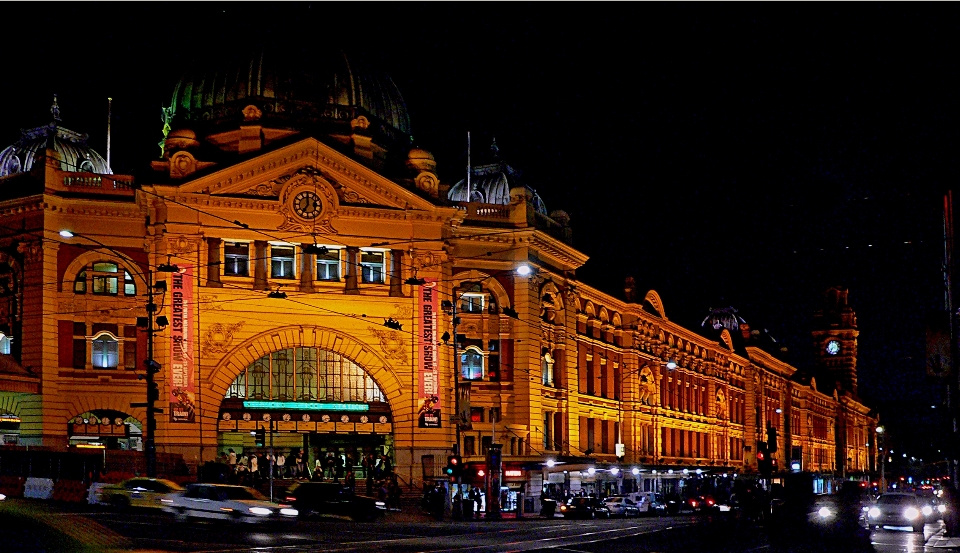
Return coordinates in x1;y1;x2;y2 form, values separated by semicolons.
418;278;441;428
169;264;196;423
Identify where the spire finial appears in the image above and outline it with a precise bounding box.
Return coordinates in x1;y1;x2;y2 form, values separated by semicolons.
51;94;61;123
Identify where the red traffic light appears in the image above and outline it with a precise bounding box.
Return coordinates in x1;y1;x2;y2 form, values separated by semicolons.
757;452;765;461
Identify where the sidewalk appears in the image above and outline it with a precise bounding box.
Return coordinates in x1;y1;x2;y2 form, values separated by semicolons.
927;527;960;549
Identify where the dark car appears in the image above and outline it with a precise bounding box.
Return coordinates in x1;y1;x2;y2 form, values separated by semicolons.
558;497;611;519
865;492;927;532
284;482;386;521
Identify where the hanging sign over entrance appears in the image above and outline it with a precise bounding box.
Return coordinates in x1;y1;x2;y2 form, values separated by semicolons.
418;278;441;428
170;264;196;423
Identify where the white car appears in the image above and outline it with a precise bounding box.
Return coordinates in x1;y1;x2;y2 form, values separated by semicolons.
604;496;640;517
161;483;297;524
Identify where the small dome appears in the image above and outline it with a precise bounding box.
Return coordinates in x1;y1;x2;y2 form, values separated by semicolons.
0;96;111;178
447;140;548;215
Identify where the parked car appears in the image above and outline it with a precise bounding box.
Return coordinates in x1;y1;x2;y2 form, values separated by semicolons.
161;483;298;524
283;481;386;521
865;492;926;532
97;477;183;510
603;496;640;517
625;492;667;515
559;496;611;519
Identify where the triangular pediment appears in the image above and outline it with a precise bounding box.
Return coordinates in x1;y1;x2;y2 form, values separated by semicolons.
176;138;438;212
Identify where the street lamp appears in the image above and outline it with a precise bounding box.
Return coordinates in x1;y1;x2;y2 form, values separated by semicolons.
877;426;886;492
60;229;179;477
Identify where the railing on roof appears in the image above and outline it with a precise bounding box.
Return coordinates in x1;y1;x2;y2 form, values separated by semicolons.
453;202;512;221
62;174;135;194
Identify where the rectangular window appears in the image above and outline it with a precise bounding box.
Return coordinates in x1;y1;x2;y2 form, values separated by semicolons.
459;293;485;313
224;242;250;276
470;407;484;423
316;248;341;281
92;275;119;295
490;407;501;423
360;250;385;284
270;245;296;279
92;336;119;369
464;436;476;456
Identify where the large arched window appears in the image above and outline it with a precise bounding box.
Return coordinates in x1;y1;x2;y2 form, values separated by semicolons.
72;261;137;296
225;346;386;403
92;333;119;369
0;332;11;355
460;347;484;380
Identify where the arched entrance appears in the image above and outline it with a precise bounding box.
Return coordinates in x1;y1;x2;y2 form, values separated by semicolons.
67;410;142;450
214;340;399;488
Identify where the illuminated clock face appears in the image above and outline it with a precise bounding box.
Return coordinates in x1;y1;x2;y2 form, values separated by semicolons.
293;191;322;219
825;340;841;355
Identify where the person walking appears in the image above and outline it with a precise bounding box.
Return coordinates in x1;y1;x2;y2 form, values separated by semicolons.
276;452;286;478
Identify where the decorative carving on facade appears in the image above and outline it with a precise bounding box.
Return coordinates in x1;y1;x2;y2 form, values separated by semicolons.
370;328;405;361
411;251;444;272
246;182;276;196
16;241;42;264
638;366;657;405
716;388;727;420
242;105;263;121
202;322;245;354
165;236;198;255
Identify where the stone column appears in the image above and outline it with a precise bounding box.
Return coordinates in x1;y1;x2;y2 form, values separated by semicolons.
253;241;269;290
344;247;359;294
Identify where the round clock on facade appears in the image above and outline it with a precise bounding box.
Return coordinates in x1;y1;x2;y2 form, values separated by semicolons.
825;340;841;355
293;190;322;219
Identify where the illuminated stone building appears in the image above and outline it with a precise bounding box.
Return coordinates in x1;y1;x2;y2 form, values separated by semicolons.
0;42;876;501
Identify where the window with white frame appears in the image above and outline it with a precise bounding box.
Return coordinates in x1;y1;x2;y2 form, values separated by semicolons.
316;248;341;281
360;250;385;284
460;347;484;380
223;242;250;276
0;332;11;355
270;244;296;279
92;333;119;369
459;293;485;313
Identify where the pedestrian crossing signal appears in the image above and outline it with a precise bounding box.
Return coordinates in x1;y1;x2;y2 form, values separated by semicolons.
445;455;462;477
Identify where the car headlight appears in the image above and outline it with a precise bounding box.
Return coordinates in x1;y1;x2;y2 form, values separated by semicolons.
922;506;933;517
869;507;881;518
279;508;298;516
375;501;386;509
818;507;833;518
939;504;947;513
904;507;920;520
0;493;6;501
249;507;273;516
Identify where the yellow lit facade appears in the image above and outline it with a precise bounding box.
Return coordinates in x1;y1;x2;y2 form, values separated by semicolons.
0;46;876;501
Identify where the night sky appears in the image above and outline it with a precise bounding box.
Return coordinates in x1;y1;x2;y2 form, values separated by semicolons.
2;4;956;457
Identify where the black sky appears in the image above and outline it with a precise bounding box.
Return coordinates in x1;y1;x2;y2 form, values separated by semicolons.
3;3;957;456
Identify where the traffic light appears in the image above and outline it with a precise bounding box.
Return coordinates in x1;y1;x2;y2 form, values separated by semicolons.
757;440;771;477
254;428;266;447
144;359;162;374
446;454;462;477
766;425;778;453
147;382;160;402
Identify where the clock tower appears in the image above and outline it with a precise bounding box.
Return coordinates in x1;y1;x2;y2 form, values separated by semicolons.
812;286;860;395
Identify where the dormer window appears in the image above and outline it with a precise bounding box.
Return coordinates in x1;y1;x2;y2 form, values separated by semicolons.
79;159;95;172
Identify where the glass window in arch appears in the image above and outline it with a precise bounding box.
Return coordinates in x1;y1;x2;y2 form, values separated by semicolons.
460;347;484;380
0;332;11;355
225;347;386;404
92;333;119;369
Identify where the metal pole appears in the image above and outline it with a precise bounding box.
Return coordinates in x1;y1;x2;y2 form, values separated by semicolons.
145;269;157;477
269;420;274;502
452;296;462;519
